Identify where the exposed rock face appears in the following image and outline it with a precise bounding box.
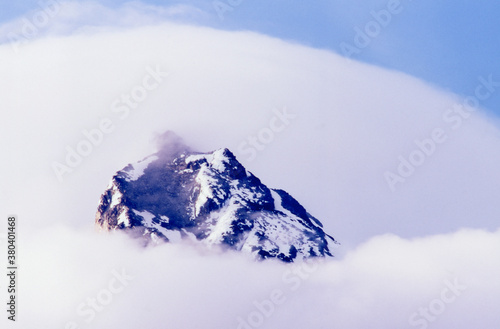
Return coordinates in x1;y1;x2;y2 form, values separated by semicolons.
95;143;336;262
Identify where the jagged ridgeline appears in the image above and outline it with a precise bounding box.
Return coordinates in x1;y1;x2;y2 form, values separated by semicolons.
95;132;337;262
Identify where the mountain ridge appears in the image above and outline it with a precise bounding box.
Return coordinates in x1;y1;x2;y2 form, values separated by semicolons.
95;139;336;262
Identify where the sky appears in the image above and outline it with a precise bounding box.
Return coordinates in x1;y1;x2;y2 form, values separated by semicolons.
0;1;499;328
1;0;499;113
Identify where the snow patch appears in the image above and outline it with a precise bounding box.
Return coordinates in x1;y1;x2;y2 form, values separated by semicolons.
132;209;155;226
156;227;182;243
205;201;239;245
271;190;296;219
123;155;158;181
210;149;231;172
109;187;124;208
117;210;131;227
193;166;226;216
133;210;182;243
185;149;231;173
185;153;211;164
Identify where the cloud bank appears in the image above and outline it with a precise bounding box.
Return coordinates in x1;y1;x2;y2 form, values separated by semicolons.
2;16;500;245
4;226;499;329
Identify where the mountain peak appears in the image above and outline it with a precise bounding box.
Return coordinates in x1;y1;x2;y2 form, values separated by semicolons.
95;141;337;262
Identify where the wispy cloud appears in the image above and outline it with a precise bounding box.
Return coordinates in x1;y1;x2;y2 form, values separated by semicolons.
0;0;208;47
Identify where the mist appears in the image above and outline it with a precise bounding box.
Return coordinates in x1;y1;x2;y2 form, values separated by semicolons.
153;130;193;160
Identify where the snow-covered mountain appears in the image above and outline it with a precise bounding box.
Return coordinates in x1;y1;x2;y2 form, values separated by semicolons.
95;135;336;262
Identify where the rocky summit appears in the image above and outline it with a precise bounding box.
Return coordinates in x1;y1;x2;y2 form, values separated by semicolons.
95;135;336;262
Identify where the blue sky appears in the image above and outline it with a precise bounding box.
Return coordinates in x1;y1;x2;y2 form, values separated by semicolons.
2;0;498;115
210;0;500;114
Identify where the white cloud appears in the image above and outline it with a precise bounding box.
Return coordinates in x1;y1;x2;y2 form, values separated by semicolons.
1;18;500;245
4;226;499;328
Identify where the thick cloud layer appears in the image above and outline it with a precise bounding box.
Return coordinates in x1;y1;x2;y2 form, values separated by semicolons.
0;2;499;328
4;226;499;329
2;18;500;246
